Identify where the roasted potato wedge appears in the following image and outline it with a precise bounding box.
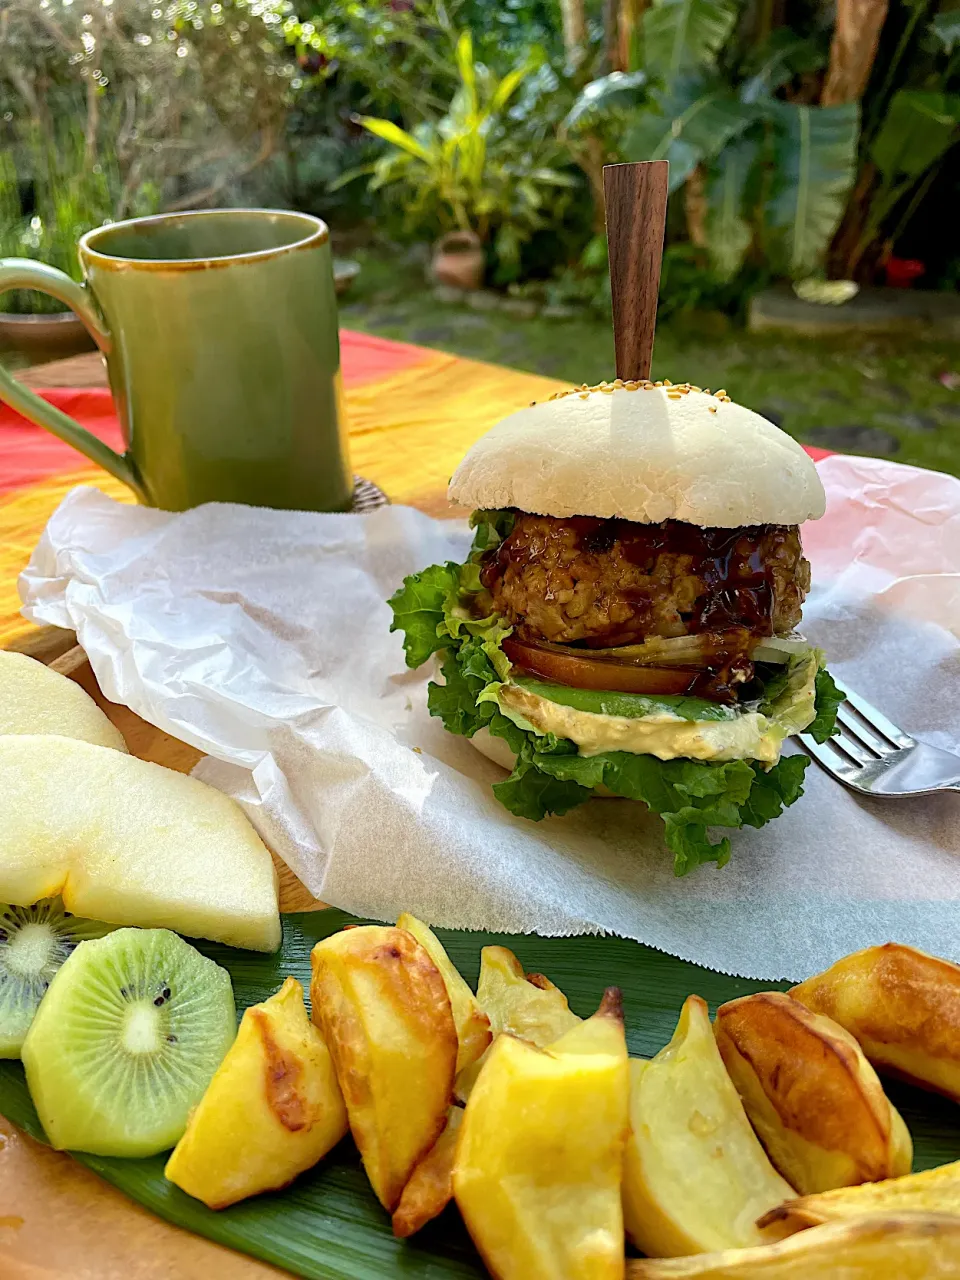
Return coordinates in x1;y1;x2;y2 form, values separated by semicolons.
792;943;960;1103
626;1214;960;1278
714;992;912;1194
453;989;629;1280
455;945;581;1101
310;925;457;1210
623;994;794;1257
397;913;490;1074
391;1106;463;1238
758;1158;960;1236
165;977;347;1209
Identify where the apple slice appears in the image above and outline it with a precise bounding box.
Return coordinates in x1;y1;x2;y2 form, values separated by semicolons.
0;735;279;952
0;650;127;751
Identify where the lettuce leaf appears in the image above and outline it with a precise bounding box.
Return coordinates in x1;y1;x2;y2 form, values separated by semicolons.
469;508;516;557
808;666;846;743
387;562;461;668
388;558;842;875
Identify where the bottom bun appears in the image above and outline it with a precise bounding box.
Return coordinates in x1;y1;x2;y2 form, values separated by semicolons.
470;727;614;796
471;726;520;772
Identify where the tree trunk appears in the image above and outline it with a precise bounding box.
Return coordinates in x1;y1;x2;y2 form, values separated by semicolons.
618;0;644;72
821;0;890;105
559;0;586;67
604;0;621;71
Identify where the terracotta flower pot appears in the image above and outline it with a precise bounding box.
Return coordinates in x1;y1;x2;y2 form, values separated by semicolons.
431;230;484;291
0;309;96;362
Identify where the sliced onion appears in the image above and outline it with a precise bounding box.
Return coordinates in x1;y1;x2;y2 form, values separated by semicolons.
539;630;757;669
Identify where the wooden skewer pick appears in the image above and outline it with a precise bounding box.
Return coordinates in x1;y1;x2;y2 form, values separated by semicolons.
603;161;669;382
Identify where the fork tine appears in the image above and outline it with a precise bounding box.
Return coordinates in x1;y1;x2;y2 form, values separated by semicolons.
830;728;876;768
799;735;859;777
835;703;894;758
832;678;914;749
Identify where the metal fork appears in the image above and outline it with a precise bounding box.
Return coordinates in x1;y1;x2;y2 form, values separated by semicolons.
799;677;960;798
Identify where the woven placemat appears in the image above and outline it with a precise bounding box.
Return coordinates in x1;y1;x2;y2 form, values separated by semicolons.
351;475;389;512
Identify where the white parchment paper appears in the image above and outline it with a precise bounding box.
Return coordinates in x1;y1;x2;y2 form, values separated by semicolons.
19;454;960;980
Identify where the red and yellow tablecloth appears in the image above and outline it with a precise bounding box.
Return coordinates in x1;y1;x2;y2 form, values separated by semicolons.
0;331;566;648
1;329;834;651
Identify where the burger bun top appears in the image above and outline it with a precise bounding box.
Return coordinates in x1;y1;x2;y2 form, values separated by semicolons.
448;382;825;527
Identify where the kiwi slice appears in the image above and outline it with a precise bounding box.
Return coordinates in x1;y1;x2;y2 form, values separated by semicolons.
22;927;236;1157
0;898;115;1059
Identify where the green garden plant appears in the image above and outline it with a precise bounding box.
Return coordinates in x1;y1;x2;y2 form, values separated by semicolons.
336;32;578;281
0;126;160;315
567;0;859;283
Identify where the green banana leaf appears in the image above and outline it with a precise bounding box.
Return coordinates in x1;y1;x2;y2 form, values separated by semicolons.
623;78;758;190
564;71;649;132
705;135;759;279
764;101;860;278
642;0;738;84
870;90;960;181
1;909;959;1279
931;10;960;54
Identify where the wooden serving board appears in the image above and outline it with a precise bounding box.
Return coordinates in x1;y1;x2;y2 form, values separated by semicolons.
0;644;320;1280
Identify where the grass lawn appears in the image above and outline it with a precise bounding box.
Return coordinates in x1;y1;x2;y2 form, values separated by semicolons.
341;249;960;479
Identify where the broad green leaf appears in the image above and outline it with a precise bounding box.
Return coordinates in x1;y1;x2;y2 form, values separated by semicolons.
355;116;433;163
564;70;649;131
765;101;860;278
642;0;738;84
623;80;757;190
705;135;758;278
739;31;825;104
931;9;960;53
870;89;960;180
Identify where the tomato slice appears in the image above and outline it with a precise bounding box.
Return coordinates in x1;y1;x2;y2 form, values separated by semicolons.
501;638;698;695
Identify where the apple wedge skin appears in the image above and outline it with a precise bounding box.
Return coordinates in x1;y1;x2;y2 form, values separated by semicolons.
714;992;912;1195
397;914;491;1075
310;925;458;1212
792;943;960;1103
625;1214;960;1278
455;945;582;1103
392;1106;463;1238
622;994;794;1258
0;735;280;952
757;1157;960;1236
165;977;347;1209
453;989;629;1280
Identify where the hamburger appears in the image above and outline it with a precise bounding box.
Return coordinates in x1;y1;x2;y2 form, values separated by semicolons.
389;378;843;874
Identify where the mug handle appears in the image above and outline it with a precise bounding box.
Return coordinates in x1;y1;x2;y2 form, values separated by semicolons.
0;258;145;500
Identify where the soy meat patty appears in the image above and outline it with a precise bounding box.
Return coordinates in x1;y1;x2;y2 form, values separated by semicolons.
479;514;811;646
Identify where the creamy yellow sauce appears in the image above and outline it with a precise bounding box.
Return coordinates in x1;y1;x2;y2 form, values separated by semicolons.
499;685;784;763
496;652;819;765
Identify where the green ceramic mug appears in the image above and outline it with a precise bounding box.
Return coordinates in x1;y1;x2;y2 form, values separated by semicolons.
0;209;353;512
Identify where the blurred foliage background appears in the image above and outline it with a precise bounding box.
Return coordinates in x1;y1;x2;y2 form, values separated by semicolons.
1;0;958;312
